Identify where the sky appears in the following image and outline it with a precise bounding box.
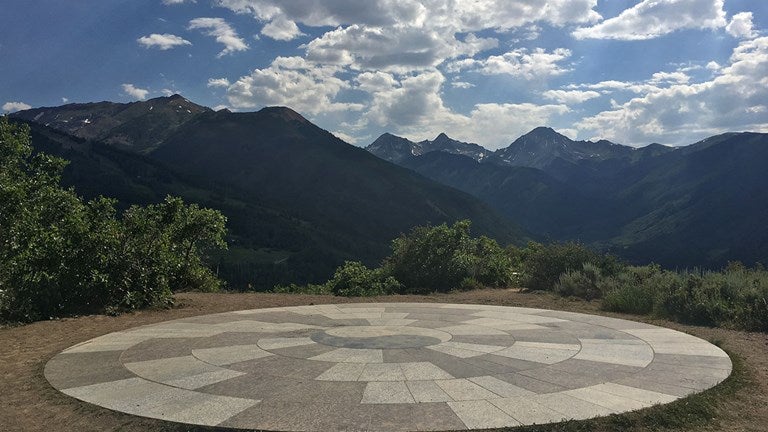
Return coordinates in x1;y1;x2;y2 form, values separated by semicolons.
1;0;767;149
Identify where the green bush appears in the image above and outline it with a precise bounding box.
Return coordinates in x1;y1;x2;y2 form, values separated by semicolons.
324;261;400;297
554;262;602;300
384;220;513;294
518;241;616;291
600;265;663;314
0;118;227;322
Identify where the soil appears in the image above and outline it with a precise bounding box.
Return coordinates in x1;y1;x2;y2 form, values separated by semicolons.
1;289;766;432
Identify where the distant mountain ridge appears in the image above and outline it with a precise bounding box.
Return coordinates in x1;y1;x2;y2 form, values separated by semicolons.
10;97;523;289
371;128;768;269
367;132;489;163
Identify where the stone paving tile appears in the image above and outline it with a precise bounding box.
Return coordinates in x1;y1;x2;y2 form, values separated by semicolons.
469;375;535;397
447;400;520;429
192;344;273;366
406;380;454;402
533;393;614;420
47;303;733;431
367;403;468;431
400;362;454;380
576;339;654;367
361;381;415;404
45;351;136;390
490;396;569;425
435;378;500;401
120;337;197;363
359;363;406;381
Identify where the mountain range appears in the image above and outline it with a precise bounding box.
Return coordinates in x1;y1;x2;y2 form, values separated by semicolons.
10;96;520;289
10;95;767;287
367;128;768;268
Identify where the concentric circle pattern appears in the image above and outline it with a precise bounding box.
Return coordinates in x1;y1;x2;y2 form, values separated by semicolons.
45;303;731;431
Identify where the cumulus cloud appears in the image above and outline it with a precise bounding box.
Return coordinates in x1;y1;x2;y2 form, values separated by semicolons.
573;0;727;40
188;17;248;57
451;81;475;89
542;89;600;104
448;48;572;80
2;101;32;113
122;83;149;100
207;77;231;88
576;36;768;146
225;56;364;114
305;25;497;72
261;16;304;40
137;33;192;50
359;69;568;148
216;0;598;72
726;12;756;39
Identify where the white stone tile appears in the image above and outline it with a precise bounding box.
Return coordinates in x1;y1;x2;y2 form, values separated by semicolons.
361;381;415;404
400;362;454;381
469;376;535;398
406;380;453;403
650;342;729;357
594;383;678;405
358;363;405;381
427;344;485;358
533;393;614;420
440;341;506;354
471;310;566;324
145;391;258;426
565;387;649;412
490;397;568;425
62;378;182;414
576;339;654;367
462;317;547;331
214;320;322;333
365;318;417;326
192;344;273;366
435;379;500;401
448;400;519;429
310;347;383;363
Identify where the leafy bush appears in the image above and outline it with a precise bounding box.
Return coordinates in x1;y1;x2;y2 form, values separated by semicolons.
384;220;513;294
554;262;602;300
600;264;663;314
518;241;617;291
324;261;400;297
0;118;227;322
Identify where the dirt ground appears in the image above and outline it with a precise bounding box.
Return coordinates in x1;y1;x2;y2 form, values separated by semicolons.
1;289;766;432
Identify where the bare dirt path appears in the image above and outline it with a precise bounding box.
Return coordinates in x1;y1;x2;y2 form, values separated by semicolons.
1;289;766;432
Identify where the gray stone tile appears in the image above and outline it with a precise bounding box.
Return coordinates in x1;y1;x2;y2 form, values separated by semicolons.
45;351;136;390
435;378;500;401
119;337;196;363
406;380;453;402
362;381;415;404
490;397;569;425
368;403;468;431
494;372;568;394
448;400;519;429
519;367;608;389
533;393;614;420
469;375;535;397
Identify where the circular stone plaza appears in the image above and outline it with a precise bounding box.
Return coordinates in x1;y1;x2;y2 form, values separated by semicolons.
45;303;731;431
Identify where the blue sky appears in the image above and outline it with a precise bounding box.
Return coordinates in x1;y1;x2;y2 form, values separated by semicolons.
2;0;767;148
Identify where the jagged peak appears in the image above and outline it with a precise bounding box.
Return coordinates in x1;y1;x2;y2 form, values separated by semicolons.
257;106;310;123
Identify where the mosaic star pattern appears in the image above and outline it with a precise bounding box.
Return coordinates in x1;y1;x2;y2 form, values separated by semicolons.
45;303;732;431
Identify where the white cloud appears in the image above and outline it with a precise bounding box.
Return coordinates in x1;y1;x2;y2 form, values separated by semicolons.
449;47;572;80
355;71;398;93
122;83;149;100
573;0;727;40
706;61;721;71
726;12;756;39
451;81;475;89
576;36;768;146
543;89;600;104
648;71;690;85
137;33;192;50
207;77;231;88
305;25;497;72
360;69;568;148
332;130;358;144
216;0;598;72
2;101;32;113
163;0;195;4
226;56;364;114
261;16;304;40
188;17;249;57
61;97;69;103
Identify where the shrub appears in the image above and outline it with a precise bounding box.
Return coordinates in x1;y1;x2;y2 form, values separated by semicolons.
384;220;513;294
600;265;663;314
519;241;610;291
554;262;602;300
0;118;227;322
324;261;400;297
